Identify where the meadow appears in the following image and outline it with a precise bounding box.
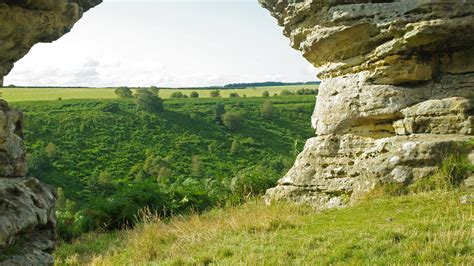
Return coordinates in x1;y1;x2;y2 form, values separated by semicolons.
1;84;318;102
13;95;316;240
56;189;473;265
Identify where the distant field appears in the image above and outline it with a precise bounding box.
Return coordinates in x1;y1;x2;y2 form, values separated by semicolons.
0;85;318;102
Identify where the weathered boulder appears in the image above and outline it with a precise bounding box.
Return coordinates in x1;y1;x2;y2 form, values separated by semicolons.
0;100;56;265
0;0;101;264
260;0;474;208
0;0;102;85
0;178;56;265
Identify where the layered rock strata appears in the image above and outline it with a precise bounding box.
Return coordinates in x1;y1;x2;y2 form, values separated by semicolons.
260;0;474;209
0;0;101;264
0;0;102;85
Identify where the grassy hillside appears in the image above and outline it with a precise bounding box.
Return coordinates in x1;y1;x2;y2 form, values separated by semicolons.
12;96;315;238
55;189;473;265
1;85;318;102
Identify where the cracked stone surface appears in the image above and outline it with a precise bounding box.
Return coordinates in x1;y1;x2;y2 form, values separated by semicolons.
260;0;474;209
0;1;101;264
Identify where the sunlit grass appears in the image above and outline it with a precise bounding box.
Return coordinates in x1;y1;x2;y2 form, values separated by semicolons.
55;189;473;265
0;85;318;102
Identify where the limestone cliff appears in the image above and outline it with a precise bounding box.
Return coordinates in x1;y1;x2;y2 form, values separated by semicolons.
0;0;101;264
260;0;474;209
0;0;102;85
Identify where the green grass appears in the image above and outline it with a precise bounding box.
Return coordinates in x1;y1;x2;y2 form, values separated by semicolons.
14;96;315;204
55;189;474;265
12;95;316;238
1;85;318;102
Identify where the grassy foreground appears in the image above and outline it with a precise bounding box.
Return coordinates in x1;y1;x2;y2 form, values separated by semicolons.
56;189;473;265
0;85;318;102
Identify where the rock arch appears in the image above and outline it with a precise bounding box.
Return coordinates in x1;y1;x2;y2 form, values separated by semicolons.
0;0;473;263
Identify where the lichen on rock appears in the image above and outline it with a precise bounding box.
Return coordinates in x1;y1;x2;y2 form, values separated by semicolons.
260;0;474;209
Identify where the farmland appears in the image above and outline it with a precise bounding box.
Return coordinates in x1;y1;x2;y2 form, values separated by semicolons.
0;84;319;102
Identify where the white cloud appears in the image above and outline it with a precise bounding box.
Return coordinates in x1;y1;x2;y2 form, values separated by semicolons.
4;1;316;87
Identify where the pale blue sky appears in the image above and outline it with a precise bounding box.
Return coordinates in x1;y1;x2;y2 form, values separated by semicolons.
5;0;316;87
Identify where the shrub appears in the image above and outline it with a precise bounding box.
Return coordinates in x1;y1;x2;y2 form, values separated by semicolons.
115;87;133;98
230;139;240;155
135;90;164;114
76;182;172;232
229;93;240;98
230;166;278;198
296;88;317;95
262;91;270;97
222;112;243;131
190;91;199;98
210;90;221;98
170;91;186;99
261;100;275;120
214;103;225;124
280;90;294;96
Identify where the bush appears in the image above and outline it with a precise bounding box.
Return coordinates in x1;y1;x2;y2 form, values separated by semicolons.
135;90;164;114
230;139;240;155
296;88;317;95
230;166;278;199
115;87;133;98
222;112;243;131
190;91;199;98
262;91;270;97
214;103;225;124
170;91;186;99
229;93;240;98
261;100;274;120
280;90;294;96
76;182;172;232
210;90;221;98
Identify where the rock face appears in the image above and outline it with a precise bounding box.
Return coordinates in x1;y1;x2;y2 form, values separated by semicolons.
260;0;474;209
0;0;101;264
0;0;102;85
0;100;57;264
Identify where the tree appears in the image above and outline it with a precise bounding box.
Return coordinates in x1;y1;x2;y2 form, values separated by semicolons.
149;86;160;96
190;91;199;98
230;139;240;155
214;103;225;124
222;112;243;131
135;90;164;114
210;89;221;98
229;93;240;98
261;100;275;120
280;90;294;96
115;87;133;98
170;91;185;98
262;91;270;97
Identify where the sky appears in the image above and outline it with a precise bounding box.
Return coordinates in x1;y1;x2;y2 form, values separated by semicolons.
4;0;317;88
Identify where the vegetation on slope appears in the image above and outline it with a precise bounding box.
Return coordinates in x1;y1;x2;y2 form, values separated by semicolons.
55;142;474;265
55;188;473;265
13;96;315;239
